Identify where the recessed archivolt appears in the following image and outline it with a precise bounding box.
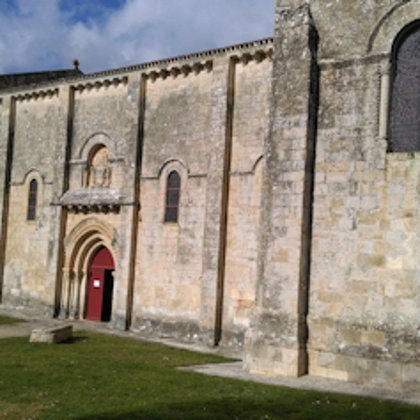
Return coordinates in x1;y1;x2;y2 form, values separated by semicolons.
368;0;420;54
157;158;189;179
19;170;44;208
79;132;117;160
61;218;118;318
158;158;189;197
22;168;44;186
64;217;118;270
74;234;106;277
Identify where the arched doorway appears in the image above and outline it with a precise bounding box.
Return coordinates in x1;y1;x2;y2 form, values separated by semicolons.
85;247;115;322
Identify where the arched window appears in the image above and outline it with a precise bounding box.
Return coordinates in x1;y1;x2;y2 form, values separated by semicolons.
390;22;420;152
85;144;111;187
164;171;181;223
27;179;38;220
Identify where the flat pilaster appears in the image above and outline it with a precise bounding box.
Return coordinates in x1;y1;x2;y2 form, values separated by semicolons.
245;1;319;377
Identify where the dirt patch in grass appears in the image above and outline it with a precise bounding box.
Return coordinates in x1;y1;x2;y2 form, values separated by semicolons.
0;315;26;325
0;401;44;420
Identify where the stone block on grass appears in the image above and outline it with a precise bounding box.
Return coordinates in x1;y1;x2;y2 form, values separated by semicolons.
29;325;73;344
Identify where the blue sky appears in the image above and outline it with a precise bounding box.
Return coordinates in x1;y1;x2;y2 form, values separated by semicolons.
0;0;274;74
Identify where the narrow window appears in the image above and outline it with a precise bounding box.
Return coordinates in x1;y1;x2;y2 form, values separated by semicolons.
164;171;181;223
390;22;420;152
27;179;38;220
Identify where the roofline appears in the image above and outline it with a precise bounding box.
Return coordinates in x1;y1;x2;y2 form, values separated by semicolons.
78;37;273;80
0;37;273;96
0;68;77;78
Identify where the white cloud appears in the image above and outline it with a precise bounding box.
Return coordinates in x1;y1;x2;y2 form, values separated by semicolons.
0;0;274;74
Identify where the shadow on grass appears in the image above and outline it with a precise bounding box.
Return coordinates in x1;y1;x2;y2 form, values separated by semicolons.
74;396;419;420
59;336;88;344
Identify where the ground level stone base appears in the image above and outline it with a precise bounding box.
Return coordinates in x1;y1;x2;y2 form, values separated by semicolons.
1;300;55;319
309;349;420;391
244;344;301;377
131;316;216;347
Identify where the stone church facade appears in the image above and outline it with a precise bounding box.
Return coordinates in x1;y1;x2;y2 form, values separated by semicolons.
0;0;419;392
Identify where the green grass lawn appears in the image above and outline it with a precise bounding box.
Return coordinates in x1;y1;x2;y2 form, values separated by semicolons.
0;332;418;419
0;315;25;325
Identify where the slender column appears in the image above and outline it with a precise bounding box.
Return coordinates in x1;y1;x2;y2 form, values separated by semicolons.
67;270;75;318
61;267;71;318
68;269;80;319
80;271;87;319
74;272;82;319
378;62;391;140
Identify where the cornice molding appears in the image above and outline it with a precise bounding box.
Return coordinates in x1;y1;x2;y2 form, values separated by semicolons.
73;76;128;93
14;88;59;102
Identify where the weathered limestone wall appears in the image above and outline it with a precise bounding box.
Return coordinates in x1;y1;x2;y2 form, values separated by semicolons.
71;80;138;194
71;79;139;198
245;1;318;376
310;0;400;59
308;0;420;389
310;151;420;388
67;77;139;327
140;70;212;177
133;67;214;340
0;40;272;342
222;57;271;348
199;57;235;345
2;95;64;314
132;51;272;347
134;175;207;339
245;0;419;390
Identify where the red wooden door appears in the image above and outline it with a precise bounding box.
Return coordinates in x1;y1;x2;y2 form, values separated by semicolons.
85;247;115;321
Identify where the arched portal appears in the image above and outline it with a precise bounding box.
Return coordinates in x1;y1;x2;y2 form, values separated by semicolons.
85;247;115;322
59;218;118;320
